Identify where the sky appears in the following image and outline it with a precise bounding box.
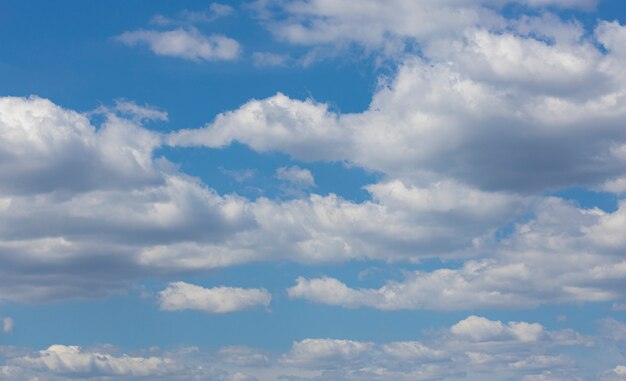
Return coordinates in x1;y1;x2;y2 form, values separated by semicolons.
1;0;626;380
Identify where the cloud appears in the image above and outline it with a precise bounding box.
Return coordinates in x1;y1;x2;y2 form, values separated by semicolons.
288;198;626;310
158;282;271;313
151;3;235;26
252;0;597;57
280;339;374;368
5;20;626;314
0;96;162;195
167;93;345;160
103;100;169;123
272;315;587;380
252;52;291;67
600;365;626;381
1;317;13;333
217;346;271;367
117;28;240;61
220;167;256;182
276;166;316;196
12;345;181;377
0;345;259;381
168;20;626;193
450;316;544;342
276;166;315;188
0;315;603;380
0;96;532;303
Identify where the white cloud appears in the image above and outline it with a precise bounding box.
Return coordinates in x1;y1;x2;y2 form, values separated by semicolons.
168;20;626;193
381;341;446;361
0;315;603;381
0;96;162;195
252;52;291;67
276;166;315;188
279;339;374;368
252;0;597;57
1;317;13;333
450;316;544;342
105;100;169;123
0;96;529;302
218;346;271;367
600;365;626;381
2;55;626;309
220;167;256;182
288;198;626;310
158;282;271;313
5;19;626;314
117;28;240;61
151;3;235;26
167;93;345;160
13;345;180;377
0;345;260;381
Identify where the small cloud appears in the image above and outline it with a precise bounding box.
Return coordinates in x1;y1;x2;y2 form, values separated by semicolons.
149;14;172;26
151;3;235;26
94;100;168;123
612;302;626;311
276;166;315;187
117;28;240;62
158;282;271;314
252;52;291;67
2;317;14;333
219;167;256;182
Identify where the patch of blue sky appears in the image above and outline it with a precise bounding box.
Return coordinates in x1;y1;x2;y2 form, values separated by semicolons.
0;1;376;126
552;187;619;212
158;143;380;201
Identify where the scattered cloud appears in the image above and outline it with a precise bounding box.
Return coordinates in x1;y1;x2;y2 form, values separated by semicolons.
0;314;600;380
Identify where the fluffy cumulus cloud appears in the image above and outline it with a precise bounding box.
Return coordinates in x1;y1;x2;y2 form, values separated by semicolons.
117;28;240;61
169;18;626;192
0;95;541;303
158;282;271;313
5;20;626;305
0;315;604;380
0;96;162;194
162;12;626;312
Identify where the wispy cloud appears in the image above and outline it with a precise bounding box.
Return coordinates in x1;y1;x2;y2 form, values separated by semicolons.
117;28;240;62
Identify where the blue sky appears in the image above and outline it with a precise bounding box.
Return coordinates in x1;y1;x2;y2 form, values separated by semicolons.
1;1;626;380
